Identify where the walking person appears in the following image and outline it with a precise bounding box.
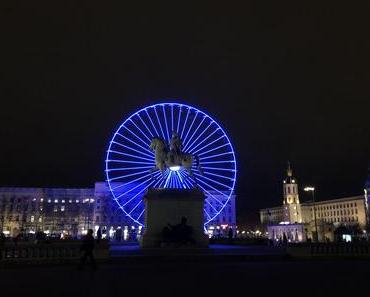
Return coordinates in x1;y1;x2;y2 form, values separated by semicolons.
79;229;97;270
96;227;102;243
228;227;233;244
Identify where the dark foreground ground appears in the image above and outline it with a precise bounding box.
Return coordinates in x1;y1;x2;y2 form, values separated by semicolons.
0;258;369;297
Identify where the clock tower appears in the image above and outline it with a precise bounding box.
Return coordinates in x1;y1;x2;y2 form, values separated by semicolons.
283;162;302;223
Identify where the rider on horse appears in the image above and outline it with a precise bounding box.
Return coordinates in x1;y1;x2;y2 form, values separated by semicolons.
169;130;182;154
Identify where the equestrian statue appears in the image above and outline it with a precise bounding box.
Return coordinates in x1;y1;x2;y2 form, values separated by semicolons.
149;131;203;177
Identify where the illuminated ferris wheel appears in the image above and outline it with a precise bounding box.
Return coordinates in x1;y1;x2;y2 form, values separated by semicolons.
105;103;236;226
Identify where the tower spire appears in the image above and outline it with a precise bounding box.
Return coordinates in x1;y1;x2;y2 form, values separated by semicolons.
287;161;292;177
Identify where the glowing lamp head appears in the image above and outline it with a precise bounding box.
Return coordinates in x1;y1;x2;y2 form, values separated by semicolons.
304;186;315;192
169;166;181;171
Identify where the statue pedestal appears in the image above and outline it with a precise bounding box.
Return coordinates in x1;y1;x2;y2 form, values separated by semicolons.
140;188;209;248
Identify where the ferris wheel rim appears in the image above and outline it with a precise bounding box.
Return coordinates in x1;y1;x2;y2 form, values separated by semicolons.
105;102;237;227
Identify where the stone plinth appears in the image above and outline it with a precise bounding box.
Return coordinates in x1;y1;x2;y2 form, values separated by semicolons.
140;188;209;248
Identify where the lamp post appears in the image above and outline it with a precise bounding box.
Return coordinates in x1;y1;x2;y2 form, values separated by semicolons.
304;186;318;242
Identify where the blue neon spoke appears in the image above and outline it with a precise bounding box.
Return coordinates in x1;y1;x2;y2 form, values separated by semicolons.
112;172;155;191
116;133;154;155
179;170;197;188
136;113;154;137
129;119;152;143
154;106;166;140
171;173;176;188
107;159;153;164
111;140;154;159
197;143;230;157
164;171;172;188
182;116;206;151
128;200;143;215
162;105;170;141
182;176;194;189
178;172;224;204
176;171;186;189
186;123;217;152
183;176;193;189
204;198;219;212
136;208;145;221
176;105;182;133
175;173;182;189
199;151;233;160
203;207;212;220
117;126;151;152
185;122;215;152
106;165;153;172
107;160;154;166
108;148;155;164
201;166;236;172
193;135;229;156
155;170;169;188
182;111;199;146
172;174;176;188
109;169;153;181
201;160;236;165
121;186;146;209
182;117;209;151
180;107;190;139
193;181;224;206
194;173;231;196
194;171;232;190
204;171;235;181
145;109;161;137
153;173;165;188
117;175;158;202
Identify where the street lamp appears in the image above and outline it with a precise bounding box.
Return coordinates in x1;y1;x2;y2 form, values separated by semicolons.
304;186;318;242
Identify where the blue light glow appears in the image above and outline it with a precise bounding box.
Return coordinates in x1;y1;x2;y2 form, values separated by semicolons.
105;102;236;227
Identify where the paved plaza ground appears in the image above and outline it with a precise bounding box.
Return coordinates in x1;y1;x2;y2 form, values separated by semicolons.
0;255;368;297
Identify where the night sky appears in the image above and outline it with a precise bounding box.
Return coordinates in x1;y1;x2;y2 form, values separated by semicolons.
1;2;369;225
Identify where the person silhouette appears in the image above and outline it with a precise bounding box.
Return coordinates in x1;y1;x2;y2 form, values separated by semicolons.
96;227;102;243
228;227;233;243
79;229;96;270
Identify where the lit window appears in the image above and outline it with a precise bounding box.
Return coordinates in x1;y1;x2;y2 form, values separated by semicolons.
39;217;42;222
48;199;51;203
69;200;72;203
62;200;65;203
76;200;79;203
61;206;65;211
30;216;34;222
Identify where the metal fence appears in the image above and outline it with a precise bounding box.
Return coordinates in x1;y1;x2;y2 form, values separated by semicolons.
0;240;109;263
287;243;370;257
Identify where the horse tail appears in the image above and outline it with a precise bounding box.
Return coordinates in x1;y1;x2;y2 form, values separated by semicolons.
194;154;204;175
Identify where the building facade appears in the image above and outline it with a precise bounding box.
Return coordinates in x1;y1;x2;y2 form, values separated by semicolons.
260;164;368;242
364;167;370;225
0;182;236;238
